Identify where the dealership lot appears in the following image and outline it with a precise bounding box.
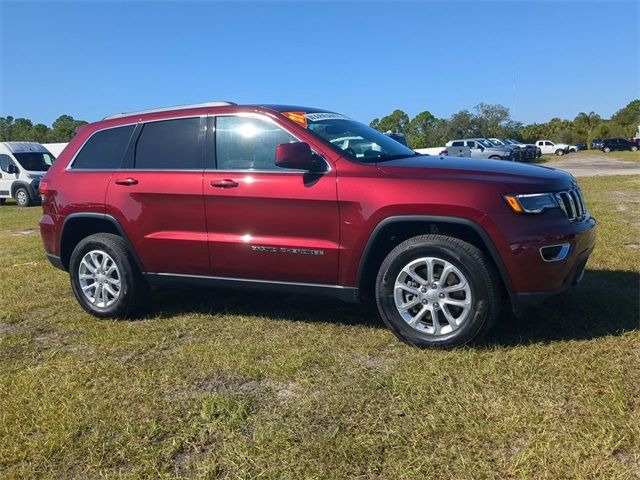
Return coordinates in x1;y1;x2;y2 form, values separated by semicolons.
547;151;640;177
0;173;638;479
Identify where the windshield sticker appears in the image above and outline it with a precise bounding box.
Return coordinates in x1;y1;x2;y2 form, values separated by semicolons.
305;112;351;122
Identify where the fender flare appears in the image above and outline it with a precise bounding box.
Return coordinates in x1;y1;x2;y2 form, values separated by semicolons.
355;215;515;301
10;180;37;198
61;212;145;272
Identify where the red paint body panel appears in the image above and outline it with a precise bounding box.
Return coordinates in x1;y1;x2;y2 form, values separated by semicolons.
202;171;339;283
104;170;209;274
39;104;596;302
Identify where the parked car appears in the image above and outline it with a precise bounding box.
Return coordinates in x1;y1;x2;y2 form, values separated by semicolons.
39;102;596;349
536;140;571;156
591;139;604;150
446;138;516;160
0;142;56;206
575;143;587;151
385;132;409;147
601;138;639;152
488;138;536;162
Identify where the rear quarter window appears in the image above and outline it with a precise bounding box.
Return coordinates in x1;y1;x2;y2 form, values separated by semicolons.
72;125;135;169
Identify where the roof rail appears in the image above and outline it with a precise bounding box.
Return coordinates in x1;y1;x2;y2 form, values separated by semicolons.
103;101;237;120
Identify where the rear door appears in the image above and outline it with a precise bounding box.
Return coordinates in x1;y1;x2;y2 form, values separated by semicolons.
202;113;340;284
0;154;16;197
105;116;209;275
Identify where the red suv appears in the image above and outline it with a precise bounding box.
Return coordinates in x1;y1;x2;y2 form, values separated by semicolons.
39;102;596;348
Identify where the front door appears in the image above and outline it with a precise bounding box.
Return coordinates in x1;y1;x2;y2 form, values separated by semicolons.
202;114;340;284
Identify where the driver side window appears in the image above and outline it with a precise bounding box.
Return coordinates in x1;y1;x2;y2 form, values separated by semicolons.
214;116;297;171
0;154;14;172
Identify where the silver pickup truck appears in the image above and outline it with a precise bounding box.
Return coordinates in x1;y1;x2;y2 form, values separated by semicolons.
446;138;517;160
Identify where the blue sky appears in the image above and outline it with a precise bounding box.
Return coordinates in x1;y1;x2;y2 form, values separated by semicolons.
1;1;638;126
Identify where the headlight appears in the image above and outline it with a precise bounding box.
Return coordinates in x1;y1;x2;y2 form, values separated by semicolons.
503;193;559;214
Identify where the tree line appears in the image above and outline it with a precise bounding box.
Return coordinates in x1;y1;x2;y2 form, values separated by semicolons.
1;99;638;149
370;99;639;149
0;115;88;143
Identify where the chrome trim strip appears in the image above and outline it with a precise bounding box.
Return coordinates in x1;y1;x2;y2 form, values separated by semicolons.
540;243;571;262
148;272;352;290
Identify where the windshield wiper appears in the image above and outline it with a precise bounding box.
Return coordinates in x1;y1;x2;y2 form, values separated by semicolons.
373;152;419;162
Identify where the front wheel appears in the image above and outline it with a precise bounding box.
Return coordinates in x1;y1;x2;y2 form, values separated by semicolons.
603;147;611;153
375;235;502;348
555;149;565;156
631;146;638;152
69;233;148;318
488;155;502;160
14;187;32;207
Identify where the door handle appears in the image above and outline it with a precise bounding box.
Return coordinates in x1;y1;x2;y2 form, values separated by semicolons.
114;177;138;186
210;179;238;188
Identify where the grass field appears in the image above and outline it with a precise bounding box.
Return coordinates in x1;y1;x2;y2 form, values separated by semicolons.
538;150;640;164
1;175;639;479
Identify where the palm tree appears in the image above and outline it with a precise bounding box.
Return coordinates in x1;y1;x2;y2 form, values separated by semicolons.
574;112;602;149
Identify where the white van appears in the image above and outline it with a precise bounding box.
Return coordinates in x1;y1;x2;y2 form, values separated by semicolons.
0;142;56;207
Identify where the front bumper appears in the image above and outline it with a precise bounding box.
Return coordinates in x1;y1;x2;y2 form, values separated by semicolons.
507;215;596;313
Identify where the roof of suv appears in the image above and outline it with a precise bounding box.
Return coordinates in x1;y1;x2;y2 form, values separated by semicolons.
102;102;335;121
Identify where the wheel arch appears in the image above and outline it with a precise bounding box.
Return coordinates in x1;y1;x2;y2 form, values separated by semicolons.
60;213;144;272
356;215;514;303
11;181;34;197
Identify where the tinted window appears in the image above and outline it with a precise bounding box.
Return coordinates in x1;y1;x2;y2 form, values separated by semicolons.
135;117;201;169
215;116;297;170
0;154;14;172
73;125;135;169
13;152;55;171
467;141;476;148
451;141;464;147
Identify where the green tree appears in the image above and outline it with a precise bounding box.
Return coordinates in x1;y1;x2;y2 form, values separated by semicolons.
0;116;15;141
610;99;640;136
573;111;601;149
370;109;411;135
407;110;439;148
49;115;88;142
11;118;34;140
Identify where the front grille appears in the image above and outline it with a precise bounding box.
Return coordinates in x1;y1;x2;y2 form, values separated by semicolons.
555;188;587;222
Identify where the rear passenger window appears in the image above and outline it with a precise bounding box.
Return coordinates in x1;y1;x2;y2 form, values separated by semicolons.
135;117;201;169
214;116;297;170
72;125;135;169
451;141;463;147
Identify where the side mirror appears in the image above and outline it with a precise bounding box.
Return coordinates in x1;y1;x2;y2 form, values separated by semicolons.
275;142;326;173
479;147;485;152
6;164;18;174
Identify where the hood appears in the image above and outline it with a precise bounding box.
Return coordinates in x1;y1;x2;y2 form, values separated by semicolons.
376;155;574;191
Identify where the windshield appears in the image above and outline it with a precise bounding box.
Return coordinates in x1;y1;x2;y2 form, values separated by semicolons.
13;152;55;171
488;139;504;146
476;139;494;148
290;112;417;162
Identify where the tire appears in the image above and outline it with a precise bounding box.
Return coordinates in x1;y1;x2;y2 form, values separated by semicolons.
488;155;502;160
569;148;576;153
375;234;502;348
69;233;148;318
14;187;32;207
631;146;638;152
0;198;5;205
603;147;611;153
555;149;564;156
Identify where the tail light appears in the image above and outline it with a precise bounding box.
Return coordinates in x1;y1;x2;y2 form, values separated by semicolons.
38;179;50;195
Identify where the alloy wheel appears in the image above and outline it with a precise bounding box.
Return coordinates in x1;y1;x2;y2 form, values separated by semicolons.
78;250;121;308
394;257;472;336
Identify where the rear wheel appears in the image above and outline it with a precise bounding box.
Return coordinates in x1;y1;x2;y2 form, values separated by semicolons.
14;187;32;207
375;234;501;348
555;149;564;156
69;233;148;318
0;198;5;205
488;155;502;160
